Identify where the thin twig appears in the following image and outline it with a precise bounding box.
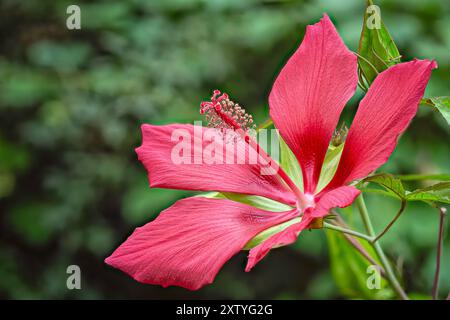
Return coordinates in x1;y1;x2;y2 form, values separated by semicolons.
372;200;406;243
432;207;447;300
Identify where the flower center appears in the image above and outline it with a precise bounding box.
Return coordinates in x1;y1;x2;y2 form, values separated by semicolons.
297;193;316;213
200;90;255;132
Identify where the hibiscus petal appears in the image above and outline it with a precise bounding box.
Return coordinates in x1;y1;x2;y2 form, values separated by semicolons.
269;14;358;194
245;216;313;272
136;123;297;205
326;59;437;188
313;185;360;218
105;197;298;290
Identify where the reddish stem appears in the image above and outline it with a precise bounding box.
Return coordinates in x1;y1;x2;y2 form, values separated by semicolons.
432;207;446;300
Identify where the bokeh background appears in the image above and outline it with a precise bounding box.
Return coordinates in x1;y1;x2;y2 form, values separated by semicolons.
0;0;449;299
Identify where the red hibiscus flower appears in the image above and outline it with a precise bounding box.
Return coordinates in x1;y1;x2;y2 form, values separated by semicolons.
105;14;436;290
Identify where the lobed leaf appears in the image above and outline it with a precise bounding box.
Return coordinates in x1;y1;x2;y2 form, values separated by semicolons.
362;173;405;199
363;173;450;205
423;96;450;126
406;182;450;204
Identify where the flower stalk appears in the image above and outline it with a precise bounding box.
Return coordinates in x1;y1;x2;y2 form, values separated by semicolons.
323;222;374;242
356;195;409;300
341;232;387;278
326;213;387;277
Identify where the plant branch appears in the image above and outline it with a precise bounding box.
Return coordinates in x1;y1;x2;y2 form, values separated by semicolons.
342;232;387;278
330;214;386;278
372;200;406;243
323;221;374;242
432;206;447;300
356;195;409;300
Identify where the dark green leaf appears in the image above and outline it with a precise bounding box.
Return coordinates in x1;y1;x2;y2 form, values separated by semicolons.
406;182;450;204
362;173;406;199
423;96;450;126
364;174;450;205
358;0;401;86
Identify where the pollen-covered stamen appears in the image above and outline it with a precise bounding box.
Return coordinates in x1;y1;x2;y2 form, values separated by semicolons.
200;90;256;132
199;90;309;209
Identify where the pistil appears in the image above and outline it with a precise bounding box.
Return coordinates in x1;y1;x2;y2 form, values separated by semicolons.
200;90;311;210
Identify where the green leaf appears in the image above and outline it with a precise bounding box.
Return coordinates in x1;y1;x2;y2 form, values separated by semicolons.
358;0;401;86
406;182;450;204
423;96;450;126
363;173;450;205
359;187;400;200
326;229;392;299
362;173;406;200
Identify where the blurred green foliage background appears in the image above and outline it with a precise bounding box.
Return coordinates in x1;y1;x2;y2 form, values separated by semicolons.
0;0;448;299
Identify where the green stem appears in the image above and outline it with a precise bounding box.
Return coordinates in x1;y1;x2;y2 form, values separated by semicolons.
356;195;409;300
323;222;374;242
341;232;386;278
330;213;387;277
